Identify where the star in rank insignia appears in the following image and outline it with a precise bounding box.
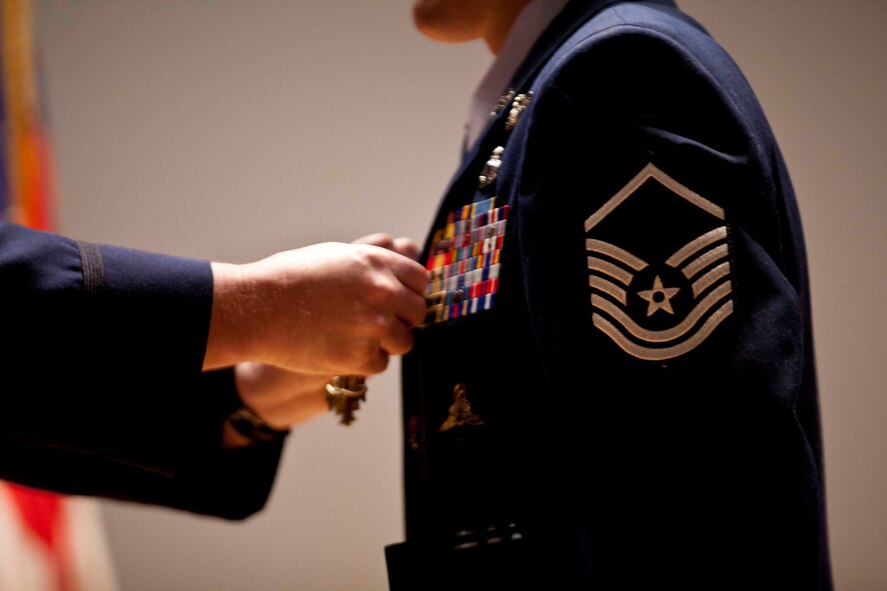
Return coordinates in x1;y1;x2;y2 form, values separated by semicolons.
584;164;734;360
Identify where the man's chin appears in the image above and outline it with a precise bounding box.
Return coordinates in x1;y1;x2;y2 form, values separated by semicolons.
412;0;484;44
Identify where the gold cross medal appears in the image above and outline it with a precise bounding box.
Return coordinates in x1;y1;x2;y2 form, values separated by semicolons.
326;375;367;426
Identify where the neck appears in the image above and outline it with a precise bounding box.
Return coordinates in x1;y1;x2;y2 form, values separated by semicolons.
484;0;532;55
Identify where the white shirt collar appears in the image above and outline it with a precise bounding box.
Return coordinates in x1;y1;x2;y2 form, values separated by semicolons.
465;0;572;151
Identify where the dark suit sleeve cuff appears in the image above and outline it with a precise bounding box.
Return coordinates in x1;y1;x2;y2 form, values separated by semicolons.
165;368;285;519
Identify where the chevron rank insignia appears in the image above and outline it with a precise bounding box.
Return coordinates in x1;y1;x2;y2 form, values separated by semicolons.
585;164;733;361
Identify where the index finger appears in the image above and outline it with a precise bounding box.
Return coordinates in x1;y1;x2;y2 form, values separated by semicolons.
389;255;429;296
392;237;420;261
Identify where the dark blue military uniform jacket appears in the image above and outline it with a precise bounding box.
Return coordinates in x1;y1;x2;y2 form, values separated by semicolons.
0;222;281;519
389;1;832;589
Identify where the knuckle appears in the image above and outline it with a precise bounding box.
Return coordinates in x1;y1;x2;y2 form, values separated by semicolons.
361;313;387;336
354;250;393;287
349;340;386;375
352;338;378;365
365;352;389;375
399;296;426;327
394;237;420;259
366;276;399;306
360;244;387;266
372;233;395;249
397;330;415;354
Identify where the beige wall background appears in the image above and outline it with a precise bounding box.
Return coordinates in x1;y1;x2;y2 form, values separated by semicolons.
34;1;886;589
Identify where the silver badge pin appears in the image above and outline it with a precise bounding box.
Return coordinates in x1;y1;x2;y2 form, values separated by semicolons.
479;146;504;189
505;92;534;131
490;89;516;119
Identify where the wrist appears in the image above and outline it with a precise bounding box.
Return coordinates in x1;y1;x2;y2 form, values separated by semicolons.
222;420;253;449
224;405;291;445
204;262;260;369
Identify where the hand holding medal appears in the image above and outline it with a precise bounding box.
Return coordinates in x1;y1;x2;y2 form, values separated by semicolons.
327;234;425;426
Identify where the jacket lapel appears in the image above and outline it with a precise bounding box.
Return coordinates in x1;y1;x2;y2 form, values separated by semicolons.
421;0;678;259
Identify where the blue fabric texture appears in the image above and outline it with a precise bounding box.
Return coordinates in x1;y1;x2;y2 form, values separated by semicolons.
391;1;831;589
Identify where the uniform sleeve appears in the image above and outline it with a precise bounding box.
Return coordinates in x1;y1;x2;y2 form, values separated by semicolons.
508;29;824;587
0;222;282;518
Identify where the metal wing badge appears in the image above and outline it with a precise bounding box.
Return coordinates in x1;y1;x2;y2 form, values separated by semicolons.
585;164;733;361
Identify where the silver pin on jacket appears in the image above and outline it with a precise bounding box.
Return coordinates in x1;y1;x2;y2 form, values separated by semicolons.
505;92;533;130
479;146;504;189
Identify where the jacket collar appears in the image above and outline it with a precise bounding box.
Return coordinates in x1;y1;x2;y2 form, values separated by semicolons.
424;1;678;258
509;0;677;94
457;1;674;173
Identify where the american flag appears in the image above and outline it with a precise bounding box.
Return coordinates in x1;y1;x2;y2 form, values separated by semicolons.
1;1;117;589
